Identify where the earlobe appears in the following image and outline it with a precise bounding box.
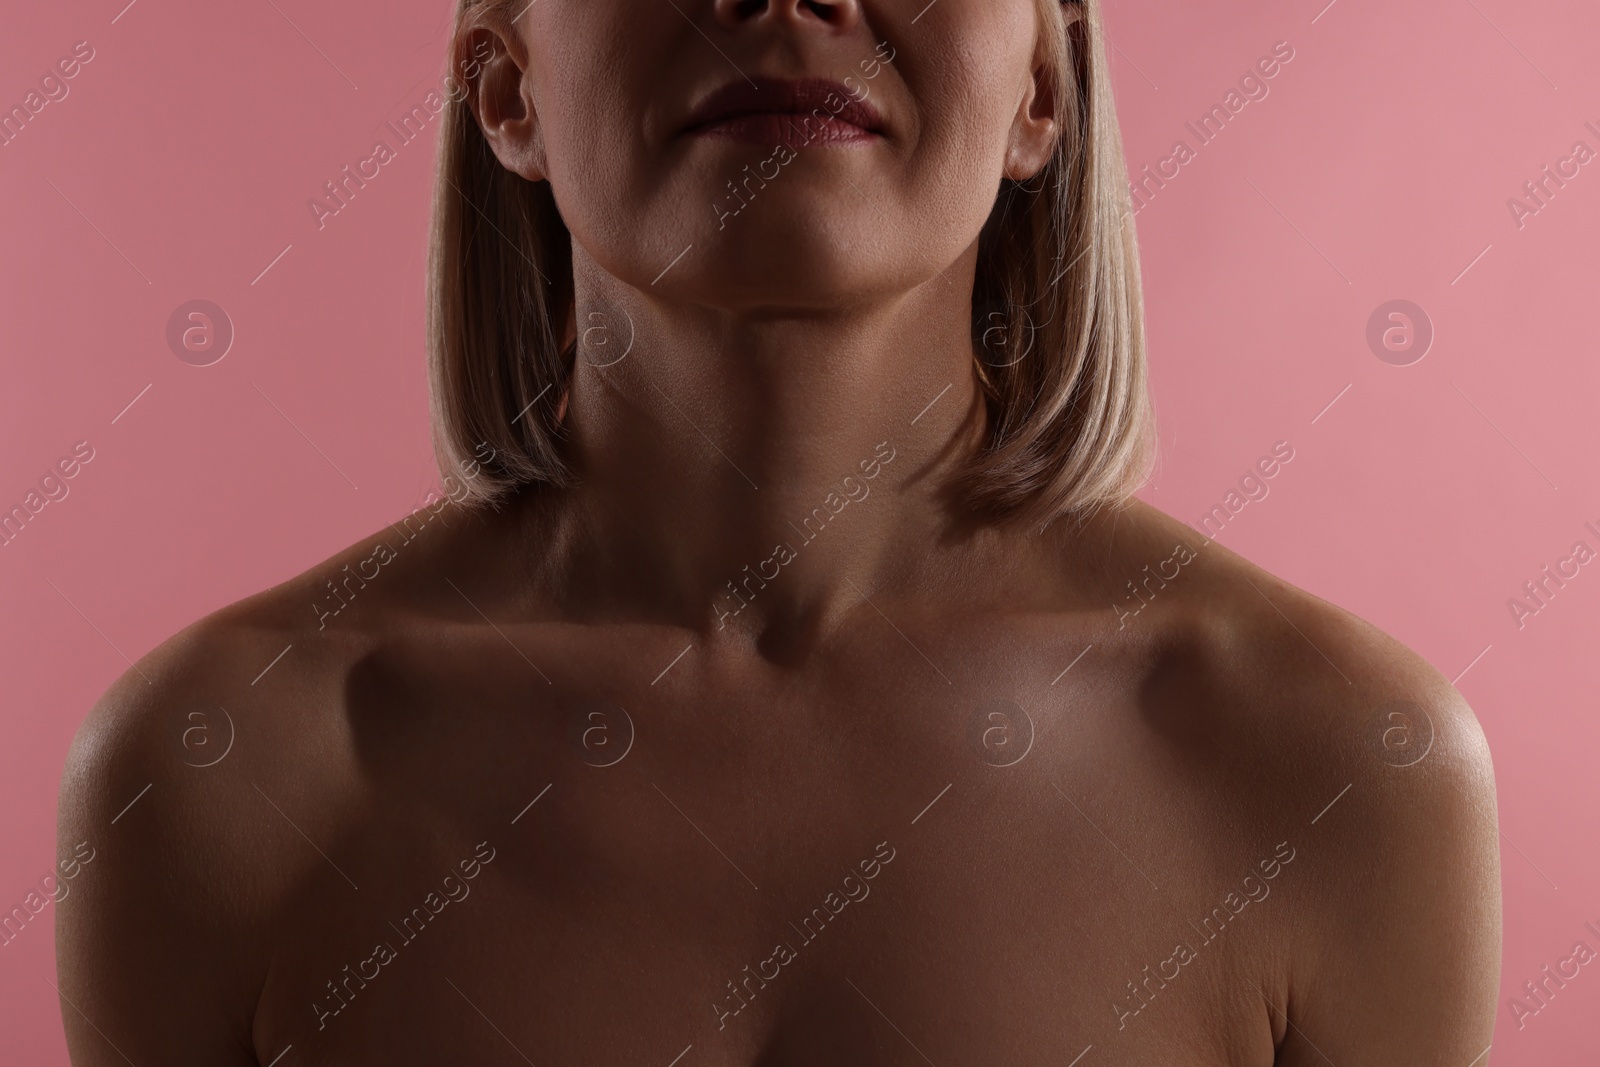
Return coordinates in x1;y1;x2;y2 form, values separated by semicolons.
1003;72;1060;182
1002;2;1081;180
464;26;547;182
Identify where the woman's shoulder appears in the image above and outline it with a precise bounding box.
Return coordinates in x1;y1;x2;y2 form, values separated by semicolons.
1069;499;1490;777
1078;499;1494;816
1071;499;1500;1033
57;520;407;867
65;529;396;760
61;490;543;843
54;505;499;1056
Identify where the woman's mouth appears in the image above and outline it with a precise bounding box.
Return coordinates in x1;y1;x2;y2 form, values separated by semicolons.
683;76;884;148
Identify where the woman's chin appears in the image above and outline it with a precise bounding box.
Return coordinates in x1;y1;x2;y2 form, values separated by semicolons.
666;269;902;315
651;233;901;311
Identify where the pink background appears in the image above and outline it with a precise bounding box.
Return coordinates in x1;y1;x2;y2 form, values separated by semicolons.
3;0;1597;1060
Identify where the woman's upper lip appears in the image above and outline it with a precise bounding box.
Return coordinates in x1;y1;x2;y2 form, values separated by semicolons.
683;76;885;135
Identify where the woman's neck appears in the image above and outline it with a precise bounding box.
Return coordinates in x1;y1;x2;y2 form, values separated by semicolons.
527;247;993;647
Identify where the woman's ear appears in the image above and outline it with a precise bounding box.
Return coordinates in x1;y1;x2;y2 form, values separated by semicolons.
1003;5;1080;182
462;22;548;182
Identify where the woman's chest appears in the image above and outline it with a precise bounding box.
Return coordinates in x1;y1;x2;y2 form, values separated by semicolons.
253;863;1271;1067
247;627;1281;1064
247;757;1278;1066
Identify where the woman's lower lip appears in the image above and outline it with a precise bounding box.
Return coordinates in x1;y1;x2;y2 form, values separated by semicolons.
692;113;880;149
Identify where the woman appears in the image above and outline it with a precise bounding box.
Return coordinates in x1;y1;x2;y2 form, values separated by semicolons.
56;0;1500;1063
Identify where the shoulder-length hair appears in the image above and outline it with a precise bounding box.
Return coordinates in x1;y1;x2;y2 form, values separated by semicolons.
427;0;1153;528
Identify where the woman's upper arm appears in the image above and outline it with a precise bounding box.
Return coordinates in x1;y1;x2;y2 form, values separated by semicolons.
1275;693;1502;1065
55;656;264;1066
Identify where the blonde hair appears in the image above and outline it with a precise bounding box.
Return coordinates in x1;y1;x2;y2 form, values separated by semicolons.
427;0;1153;528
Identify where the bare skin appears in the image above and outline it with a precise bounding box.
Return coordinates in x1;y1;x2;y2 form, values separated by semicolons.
56;0;1500;1064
